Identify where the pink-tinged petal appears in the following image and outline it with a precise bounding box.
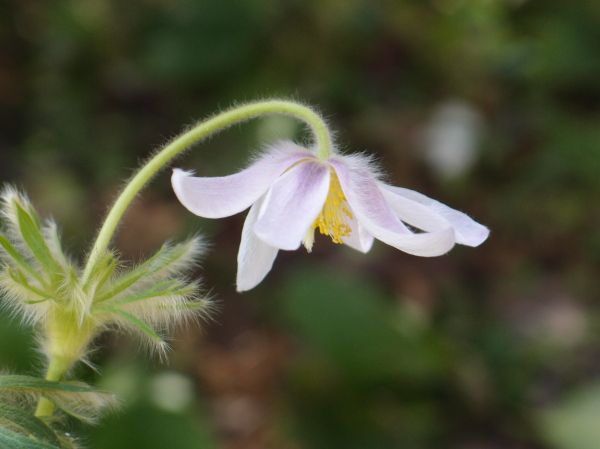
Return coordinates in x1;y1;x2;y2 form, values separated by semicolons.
172;143;312;218
236;196;278;292
342;212;374;253
379;184;489;247
253;162;331;250
331;159;456;257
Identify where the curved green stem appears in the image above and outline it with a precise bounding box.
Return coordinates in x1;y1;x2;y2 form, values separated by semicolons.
82;100;333;284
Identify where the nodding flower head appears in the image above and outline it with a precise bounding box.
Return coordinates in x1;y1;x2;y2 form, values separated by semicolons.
172;141;489;292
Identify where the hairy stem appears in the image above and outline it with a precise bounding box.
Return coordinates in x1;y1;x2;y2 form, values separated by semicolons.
82;100;333;284
34;310;96;418
34;356;70;418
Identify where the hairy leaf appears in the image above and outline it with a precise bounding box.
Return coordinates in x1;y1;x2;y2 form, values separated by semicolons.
0;426;61;449
84;251;118;294
101;306;164;344
0;376;116;425
0;234;45;285
0;376;98;394
0;404;60;446
95;237;203;303
42;222;70;271
109;279;197;306
14;203;60;277
5;268;51;303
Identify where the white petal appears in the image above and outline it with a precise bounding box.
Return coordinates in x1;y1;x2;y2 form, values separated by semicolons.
331;159;456;257
172;143;312;218
342;212;374;253
253;162;331;251
379;184;489;247
236;196;279;292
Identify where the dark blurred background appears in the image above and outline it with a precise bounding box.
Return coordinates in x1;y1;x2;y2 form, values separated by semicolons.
1;1;599;448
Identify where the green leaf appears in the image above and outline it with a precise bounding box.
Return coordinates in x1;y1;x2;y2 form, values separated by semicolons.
42;222;69;270
109;279;197;306
0;404;60;447
14;203;60;276
159;300;209;313
0;426;61;449
0;375;116;425
6;268;51;303
0;375;103;395
0;234;45;285
102;307;164;344
84;251;118;293
96;238;202;303
51;393;116;425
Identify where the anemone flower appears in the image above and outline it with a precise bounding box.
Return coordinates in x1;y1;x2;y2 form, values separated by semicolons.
172;141;489;292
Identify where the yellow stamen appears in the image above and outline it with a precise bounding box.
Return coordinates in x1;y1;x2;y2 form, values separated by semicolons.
304;170;353;251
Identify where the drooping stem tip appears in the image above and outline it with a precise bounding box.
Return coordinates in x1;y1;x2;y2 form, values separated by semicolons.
82;100;333;283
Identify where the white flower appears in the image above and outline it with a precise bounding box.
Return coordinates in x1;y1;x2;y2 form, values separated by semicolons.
172;142;489;292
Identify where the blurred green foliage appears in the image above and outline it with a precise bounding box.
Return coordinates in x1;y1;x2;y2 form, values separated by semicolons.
88;362;216;449
1;0;599;448
0;315;36;373
540;383;600;449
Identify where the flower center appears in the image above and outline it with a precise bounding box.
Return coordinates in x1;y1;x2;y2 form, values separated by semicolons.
303;170;353;252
